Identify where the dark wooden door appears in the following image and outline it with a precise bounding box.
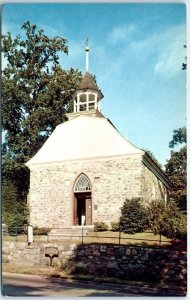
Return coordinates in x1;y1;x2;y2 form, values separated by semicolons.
85;198;92;225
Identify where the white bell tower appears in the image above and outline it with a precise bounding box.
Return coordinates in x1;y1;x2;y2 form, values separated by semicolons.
66;40;104;120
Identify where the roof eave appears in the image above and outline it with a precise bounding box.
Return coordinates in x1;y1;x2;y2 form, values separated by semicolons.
142;152;172;189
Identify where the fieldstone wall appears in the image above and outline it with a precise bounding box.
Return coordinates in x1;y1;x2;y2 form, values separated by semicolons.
28;154;168;228
2;241;77;267
141;163;167;205
70;244;187;287
2;242;186;288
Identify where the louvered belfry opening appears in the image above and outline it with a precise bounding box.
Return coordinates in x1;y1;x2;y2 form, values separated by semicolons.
74;174;92;226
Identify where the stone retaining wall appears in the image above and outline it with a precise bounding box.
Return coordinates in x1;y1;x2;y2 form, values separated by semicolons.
2;242;77;267
70;244;187;287
2;242;187;288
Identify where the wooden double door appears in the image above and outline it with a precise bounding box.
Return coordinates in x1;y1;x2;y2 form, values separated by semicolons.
74;192;92;225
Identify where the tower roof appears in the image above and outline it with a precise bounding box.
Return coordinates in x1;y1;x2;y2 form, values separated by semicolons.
78;72;99;91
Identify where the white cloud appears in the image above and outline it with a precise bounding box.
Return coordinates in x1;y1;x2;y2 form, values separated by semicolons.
108;24;136;44
121;23;186;78
154;25;186;78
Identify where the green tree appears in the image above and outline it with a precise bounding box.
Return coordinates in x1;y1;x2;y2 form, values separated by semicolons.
2;21;82;201
120;198;149;234
165;127;187;211
169;127;186;148
2;21;82;162
2;181;29;230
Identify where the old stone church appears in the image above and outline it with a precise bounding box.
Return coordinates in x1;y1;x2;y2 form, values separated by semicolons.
26;47;171;229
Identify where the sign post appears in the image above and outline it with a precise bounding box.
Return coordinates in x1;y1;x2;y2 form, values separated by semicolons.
45;247;59;266
27;225;33;245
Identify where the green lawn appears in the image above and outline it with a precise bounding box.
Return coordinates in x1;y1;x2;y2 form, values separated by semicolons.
2;230;184;249
84;231;171;247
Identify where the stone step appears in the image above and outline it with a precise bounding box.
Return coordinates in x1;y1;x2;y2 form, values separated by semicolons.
48;226;93;238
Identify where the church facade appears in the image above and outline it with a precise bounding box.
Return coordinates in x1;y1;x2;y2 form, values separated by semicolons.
26;47;171;229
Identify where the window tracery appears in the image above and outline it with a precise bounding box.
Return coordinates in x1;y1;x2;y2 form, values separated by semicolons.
74;174;91;192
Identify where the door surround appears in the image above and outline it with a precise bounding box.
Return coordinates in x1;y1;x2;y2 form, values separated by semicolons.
73;174;92;226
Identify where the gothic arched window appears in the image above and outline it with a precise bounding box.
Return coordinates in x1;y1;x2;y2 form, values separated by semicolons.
74;174;91;192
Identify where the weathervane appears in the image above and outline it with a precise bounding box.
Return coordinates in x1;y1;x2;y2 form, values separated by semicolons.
85;38;89;72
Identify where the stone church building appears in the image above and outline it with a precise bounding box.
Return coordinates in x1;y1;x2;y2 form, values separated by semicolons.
26;47;171;229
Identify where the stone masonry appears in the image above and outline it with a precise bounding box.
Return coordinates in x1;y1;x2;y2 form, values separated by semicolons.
2;241;187;289
27;153;168;228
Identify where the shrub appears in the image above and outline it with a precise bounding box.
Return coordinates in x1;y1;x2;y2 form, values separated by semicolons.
148;200;187;241
119;198;149;234
110;222;120;232
94;222;108;232
148;200;165;234
161;201;187;241
33;226;51;235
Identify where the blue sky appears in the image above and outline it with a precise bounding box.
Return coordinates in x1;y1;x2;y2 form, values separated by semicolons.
2;2;186;166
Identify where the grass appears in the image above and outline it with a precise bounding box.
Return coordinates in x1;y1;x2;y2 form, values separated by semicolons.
2;230;186;250
2;234;48;242
84;231;171;247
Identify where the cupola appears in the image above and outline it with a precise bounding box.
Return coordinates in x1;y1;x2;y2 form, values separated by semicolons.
73;71;103;113
66;42;104;120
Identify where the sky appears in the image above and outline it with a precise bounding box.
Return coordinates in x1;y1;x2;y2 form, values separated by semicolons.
1;1;187;167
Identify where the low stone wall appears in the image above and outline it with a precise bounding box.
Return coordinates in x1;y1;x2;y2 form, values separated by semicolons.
2;242;77;267
2;242;187;288
70;244;187;287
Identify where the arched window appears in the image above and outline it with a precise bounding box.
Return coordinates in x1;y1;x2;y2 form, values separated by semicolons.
74;174;91;192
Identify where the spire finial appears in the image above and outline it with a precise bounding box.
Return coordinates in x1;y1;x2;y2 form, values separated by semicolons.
85;38;89;72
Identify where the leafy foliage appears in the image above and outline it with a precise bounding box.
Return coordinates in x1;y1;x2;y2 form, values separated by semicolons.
148;200;166;234
165;127;187;211
148;200;187;241
33;226;51;235
2;21;82;205
169;127;186;148
161;202;187;241
119;198;149;234
94;222;109;232
2;181;29;230
2;21;82;162
110;222;120;232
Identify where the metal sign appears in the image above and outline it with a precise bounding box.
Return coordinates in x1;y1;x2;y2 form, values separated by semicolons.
45;247;59;256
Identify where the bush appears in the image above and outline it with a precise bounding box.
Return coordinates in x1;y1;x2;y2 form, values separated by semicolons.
148;200;187;241
33;226;51;235
120;198;149;234
148;200;165;234
94;222;108;232
161;201;187;241
110;222;120;232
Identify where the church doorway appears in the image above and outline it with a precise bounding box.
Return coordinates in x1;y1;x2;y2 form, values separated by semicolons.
74;192;92;225
73;174;92;226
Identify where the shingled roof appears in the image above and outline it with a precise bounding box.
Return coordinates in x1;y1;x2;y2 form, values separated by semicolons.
78;72;99;90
